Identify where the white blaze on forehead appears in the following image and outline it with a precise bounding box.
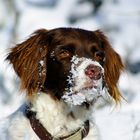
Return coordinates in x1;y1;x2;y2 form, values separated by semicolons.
62;56;105;106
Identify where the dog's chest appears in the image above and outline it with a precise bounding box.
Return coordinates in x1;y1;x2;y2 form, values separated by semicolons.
31;93;91;137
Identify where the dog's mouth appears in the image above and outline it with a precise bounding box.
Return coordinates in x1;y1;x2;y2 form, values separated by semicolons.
61;56;105;106
62;79;103;106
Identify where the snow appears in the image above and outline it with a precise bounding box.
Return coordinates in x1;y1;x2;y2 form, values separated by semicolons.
0;0;140;139
62;56;104;105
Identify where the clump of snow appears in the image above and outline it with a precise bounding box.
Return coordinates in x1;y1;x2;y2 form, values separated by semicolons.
62;87;104;106
39;60;44;67
62;56;105;105
38;59;46;77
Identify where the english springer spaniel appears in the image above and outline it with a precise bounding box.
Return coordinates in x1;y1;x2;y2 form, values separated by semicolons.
5;27;124;140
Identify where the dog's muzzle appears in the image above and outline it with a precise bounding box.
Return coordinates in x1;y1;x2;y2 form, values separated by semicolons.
62;56;105;106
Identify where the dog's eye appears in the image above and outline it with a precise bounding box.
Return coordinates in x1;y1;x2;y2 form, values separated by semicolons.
94;51;105;64
59;49;72;59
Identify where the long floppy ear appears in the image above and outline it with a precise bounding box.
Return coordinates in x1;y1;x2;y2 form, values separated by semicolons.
95;30;124;103
6;29;49;95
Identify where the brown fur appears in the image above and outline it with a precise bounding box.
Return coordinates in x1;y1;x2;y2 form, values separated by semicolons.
6;28;124;103
7;29;48;95
95;30;124;102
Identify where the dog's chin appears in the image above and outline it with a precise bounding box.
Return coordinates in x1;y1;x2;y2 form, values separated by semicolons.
61;83;102;106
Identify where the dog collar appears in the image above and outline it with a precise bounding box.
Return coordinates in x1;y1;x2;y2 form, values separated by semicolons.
25;108;89;140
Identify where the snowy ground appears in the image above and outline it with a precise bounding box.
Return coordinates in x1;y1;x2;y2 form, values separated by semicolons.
0;0;140;140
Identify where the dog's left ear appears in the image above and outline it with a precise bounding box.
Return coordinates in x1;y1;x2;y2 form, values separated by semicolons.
95;30;124;103
6;29;49;95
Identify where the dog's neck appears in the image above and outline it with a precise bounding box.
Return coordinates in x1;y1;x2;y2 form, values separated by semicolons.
30;92;92;137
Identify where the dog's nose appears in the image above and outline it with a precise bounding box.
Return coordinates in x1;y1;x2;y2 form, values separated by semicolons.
85;64;102;80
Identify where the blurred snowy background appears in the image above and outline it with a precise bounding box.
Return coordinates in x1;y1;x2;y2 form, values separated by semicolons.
0;0;140;139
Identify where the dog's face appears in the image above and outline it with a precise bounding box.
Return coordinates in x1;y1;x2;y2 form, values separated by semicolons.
46;29;105;105
7;28;124;105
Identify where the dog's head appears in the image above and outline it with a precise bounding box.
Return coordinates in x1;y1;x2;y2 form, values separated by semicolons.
7;28;124;105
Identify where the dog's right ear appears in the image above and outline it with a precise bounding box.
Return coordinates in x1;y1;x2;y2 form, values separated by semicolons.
6;29;49;95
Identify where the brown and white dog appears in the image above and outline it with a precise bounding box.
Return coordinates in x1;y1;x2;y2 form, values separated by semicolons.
6;27;124;140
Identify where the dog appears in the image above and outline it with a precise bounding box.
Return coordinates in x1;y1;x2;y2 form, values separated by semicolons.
5;27;124;140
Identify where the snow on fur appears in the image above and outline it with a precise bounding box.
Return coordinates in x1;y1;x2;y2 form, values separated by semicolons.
62;56;105;105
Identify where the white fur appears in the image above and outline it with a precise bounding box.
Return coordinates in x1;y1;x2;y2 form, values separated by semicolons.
3;93;99;140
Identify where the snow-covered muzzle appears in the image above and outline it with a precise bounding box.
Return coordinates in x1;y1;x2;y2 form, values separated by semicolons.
62;56;105;106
